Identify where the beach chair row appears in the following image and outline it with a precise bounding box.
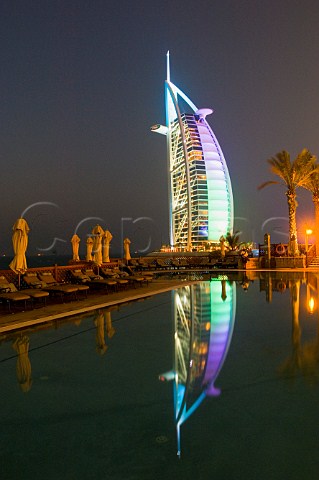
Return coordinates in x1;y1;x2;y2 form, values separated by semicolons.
70;266;153;290
0;272;89;312
129;257;210;270
0;265;155;313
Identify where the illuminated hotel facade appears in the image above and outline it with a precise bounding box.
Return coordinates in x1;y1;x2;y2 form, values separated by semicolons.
152;53;233;251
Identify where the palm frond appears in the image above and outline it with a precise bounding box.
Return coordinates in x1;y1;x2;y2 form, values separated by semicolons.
302;165;319;194
267;151;292;185
257;180;280;190
263;148;318;191
225;231;242;250
292;149;317;186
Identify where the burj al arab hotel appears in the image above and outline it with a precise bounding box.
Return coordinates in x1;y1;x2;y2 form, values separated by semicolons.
151;53;233;251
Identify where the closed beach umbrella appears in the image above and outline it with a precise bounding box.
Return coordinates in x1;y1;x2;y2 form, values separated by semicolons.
123;237;131;262
92;224;104;266
102;230;113;263
86;237;94;261
12;335;32;392
9;218;30;274
105;310;115;338
71;234;80;261
95;311;107;355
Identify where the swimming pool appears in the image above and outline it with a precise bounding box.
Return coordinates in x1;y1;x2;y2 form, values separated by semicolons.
1;271;319;479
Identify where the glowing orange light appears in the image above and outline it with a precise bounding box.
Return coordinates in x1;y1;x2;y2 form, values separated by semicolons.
305;229;313;252
308;297;315;314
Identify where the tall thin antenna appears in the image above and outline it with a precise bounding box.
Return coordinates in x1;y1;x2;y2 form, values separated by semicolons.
166;50;170;82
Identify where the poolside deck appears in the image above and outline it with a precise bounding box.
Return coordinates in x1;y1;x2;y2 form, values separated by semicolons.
0;260;314;334
0;275;200;334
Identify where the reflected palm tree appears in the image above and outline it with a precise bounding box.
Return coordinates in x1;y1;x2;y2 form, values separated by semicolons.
278;277;302;380
12;335;32;392
160;280;236;456
262;272;273;303
240;275;250;292
221;279;227;300
278;275;319;385
297;274;319;384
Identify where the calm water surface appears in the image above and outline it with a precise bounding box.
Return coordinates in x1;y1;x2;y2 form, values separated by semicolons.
1;271;319;480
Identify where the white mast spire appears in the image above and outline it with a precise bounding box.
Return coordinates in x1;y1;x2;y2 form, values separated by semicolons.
166;50;170;82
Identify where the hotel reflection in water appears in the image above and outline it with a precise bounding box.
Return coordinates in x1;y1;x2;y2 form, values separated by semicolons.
5;272;319;457
159;279;236;457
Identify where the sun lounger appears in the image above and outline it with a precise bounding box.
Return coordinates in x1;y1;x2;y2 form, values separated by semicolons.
82;269;105;281
155;258;171;269
68;270;92;297
171;259;180;269
37;272;80;301
124;264;154;281
214;256;239;269
130;259;153;271
138;259;154;270
116;266;151;287
171;259;189;269
179;259;189;268
0;275;31;312
37;272;89;298
1;274;49;306
70;269;91;283
23;273;51;304
128;259;139;268
100;268;129;289
83;269;118;292
23;273;44;288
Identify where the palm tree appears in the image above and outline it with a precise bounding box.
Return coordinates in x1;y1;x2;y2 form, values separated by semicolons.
224;231;242;251
303;167;319;255
258;149;317;255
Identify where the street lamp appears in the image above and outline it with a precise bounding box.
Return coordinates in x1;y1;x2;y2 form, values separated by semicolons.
305;228;313;253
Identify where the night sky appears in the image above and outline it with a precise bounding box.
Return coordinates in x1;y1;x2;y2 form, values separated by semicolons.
1;0;319;257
